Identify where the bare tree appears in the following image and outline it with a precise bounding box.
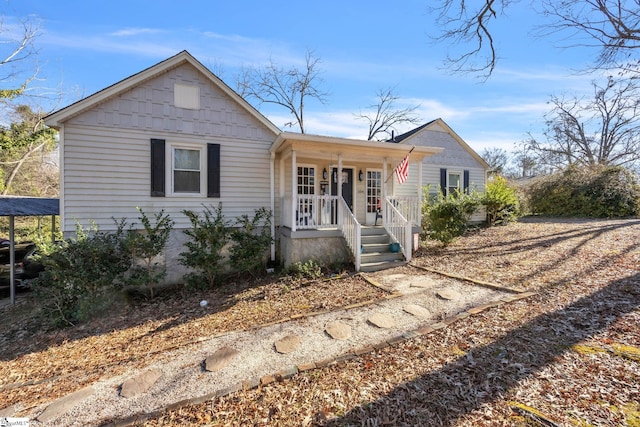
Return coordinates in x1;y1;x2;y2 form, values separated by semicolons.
0;16;40;99
527;77;640;170
481;147;509;175
236;50;329;133
355;86;421;141
431;0;640;77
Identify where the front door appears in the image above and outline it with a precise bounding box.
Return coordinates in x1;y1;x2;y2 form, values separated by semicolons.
331;168;353;211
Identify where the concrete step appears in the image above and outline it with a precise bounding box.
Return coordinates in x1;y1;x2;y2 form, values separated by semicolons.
361;242;392;253
361;234;390;245
360;259;407;272
361;226;386;235
361;251;404;264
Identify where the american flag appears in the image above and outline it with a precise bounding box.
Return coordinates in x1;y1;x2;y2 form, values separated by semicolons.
394;154;409;184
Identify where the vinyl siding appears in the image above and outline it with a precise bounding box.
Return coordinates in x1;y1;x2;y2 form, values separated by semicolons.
60;62;277;233
62;125;273;232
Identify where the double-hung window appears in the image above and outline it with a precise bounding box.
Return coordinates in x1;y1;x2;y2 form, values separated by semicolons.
173;147;202;194
448;172;461;196
150;139;220;198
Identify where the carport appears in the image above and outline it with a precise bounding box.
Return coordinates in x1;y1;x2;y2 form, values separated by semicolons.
0;196;59;305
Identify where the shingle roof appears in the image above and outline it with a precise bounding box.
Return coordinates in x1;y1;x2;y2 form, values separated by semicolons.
0;196;59;216
387;120;436;143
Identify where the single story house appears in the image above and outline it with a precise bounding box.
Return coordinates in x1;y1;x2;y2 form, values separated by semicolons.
44;51;487;282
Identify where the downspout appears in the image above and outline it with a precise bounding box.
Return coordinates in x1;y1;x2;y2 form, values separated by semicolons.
270;151;275;261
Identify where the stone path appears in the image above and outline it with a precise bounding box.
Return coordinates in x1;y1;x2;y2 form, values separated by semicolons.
12;270;535;427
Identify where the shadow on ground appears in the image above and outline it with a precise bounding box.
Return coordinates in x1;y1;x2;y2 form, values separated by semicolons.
323;271;640;426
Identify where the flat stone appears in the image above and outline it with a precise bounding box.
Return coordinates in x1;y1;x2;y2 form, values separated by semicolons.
205;346;239;372
120;369;162;398
404;304;431;319
0;405;16;417
38;386;94;423
275;334;302;354
411;277;439;288
436;288;462;300
368;312;396;328
384;273;407;282
325;321;352;340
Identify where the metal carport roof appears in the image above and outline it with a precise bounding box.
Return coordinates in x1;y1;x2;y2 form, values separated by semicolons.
0;196;59;304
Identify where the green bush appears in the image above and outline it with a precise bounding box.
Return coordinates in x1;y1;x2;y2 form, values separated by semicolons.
123;207;174;297
229;207;273;277
179;204;230;288
287;259;323;280
32;221;132;326
482;176;521;225
527;165;640;217
426;191;480;245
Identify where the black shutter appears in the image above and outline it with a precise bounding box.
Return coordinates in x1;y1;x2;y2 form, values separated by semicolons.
150;139;165;197
207;143;220;198
463;170;470;193
439;168;447;195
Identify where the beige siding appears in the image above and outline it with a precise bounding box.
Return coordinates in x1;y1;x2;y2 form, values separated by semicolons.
63;128;273;232
60;62;277;233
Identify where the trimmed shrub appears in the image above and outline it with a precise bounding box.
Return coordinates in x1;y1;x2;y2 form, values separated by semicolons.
527;165;640;217
482;176;521;225
179;204;230;289
32;221;131;326
229;207;273;277
426;191;481;245
122;208;174;298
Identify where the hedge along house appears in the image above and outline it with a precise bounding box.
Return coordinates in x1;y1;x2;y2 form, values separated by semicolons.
44;50;454;283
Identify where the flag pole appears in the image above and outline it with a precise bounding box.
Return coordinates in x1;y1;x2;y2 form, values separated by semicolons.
385;146;415;183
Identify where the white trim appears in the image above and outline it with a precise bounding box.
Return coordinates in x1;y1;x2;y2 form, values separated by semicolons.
166;142;206;197
447;170;462;196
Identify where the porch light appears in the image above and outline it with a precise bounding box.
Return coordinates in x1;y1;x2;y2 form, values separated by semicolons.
359;170;364;181
323;168;328;180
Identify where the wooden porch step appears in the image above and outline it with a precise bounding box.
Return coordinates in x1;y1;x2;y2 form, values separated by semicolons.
358;226;406;272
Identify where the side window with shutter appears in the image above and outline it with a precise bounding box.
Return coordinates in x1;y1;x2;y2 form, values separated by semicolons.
150;139;220;197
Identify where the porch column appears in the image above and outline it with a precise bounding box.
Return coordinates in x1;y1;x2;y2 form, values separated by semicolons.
337;154;343;226
381;158;388;227
291;150;297;232
417;160;423;226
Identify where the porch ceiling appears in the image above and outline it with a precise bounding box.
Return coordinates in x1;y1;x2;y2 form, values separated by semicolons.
271;132;443;163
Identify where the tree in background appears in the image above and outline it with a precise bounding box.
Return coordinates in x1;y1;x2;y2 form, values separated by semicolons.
480;147;509;176
430;0;640;78
527;77;640;171
0;104;57;195
355;86;421;141
236;49;329;133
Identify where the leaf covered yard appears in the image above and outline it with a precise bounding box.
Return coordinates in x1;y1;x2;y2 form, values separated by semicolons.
1;218;639;426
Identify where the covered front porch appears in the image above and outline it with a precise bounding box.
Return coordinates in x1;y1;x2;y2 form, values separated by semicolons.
270;132;442;271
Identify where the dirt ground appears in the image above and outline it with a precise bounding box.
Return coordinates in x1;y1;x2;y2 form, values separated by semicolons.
1;217;639;426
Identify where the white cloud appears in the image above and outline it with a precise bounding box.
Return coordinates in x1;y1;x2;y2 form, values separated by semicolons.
109;27;162;37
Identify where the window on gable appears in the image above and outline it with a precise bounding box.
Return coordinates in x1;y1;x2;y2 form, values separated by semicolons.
173;147;201;193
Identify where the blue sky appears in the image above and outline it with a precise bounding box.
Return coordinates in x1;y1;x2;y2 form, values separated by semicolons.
5;0;603;154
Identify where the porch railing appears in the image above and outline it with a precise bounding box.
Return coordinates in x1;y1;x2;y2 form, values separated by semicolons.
383;197;412;263
282;194;339;230
387;196;421;227
338;197;361;271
